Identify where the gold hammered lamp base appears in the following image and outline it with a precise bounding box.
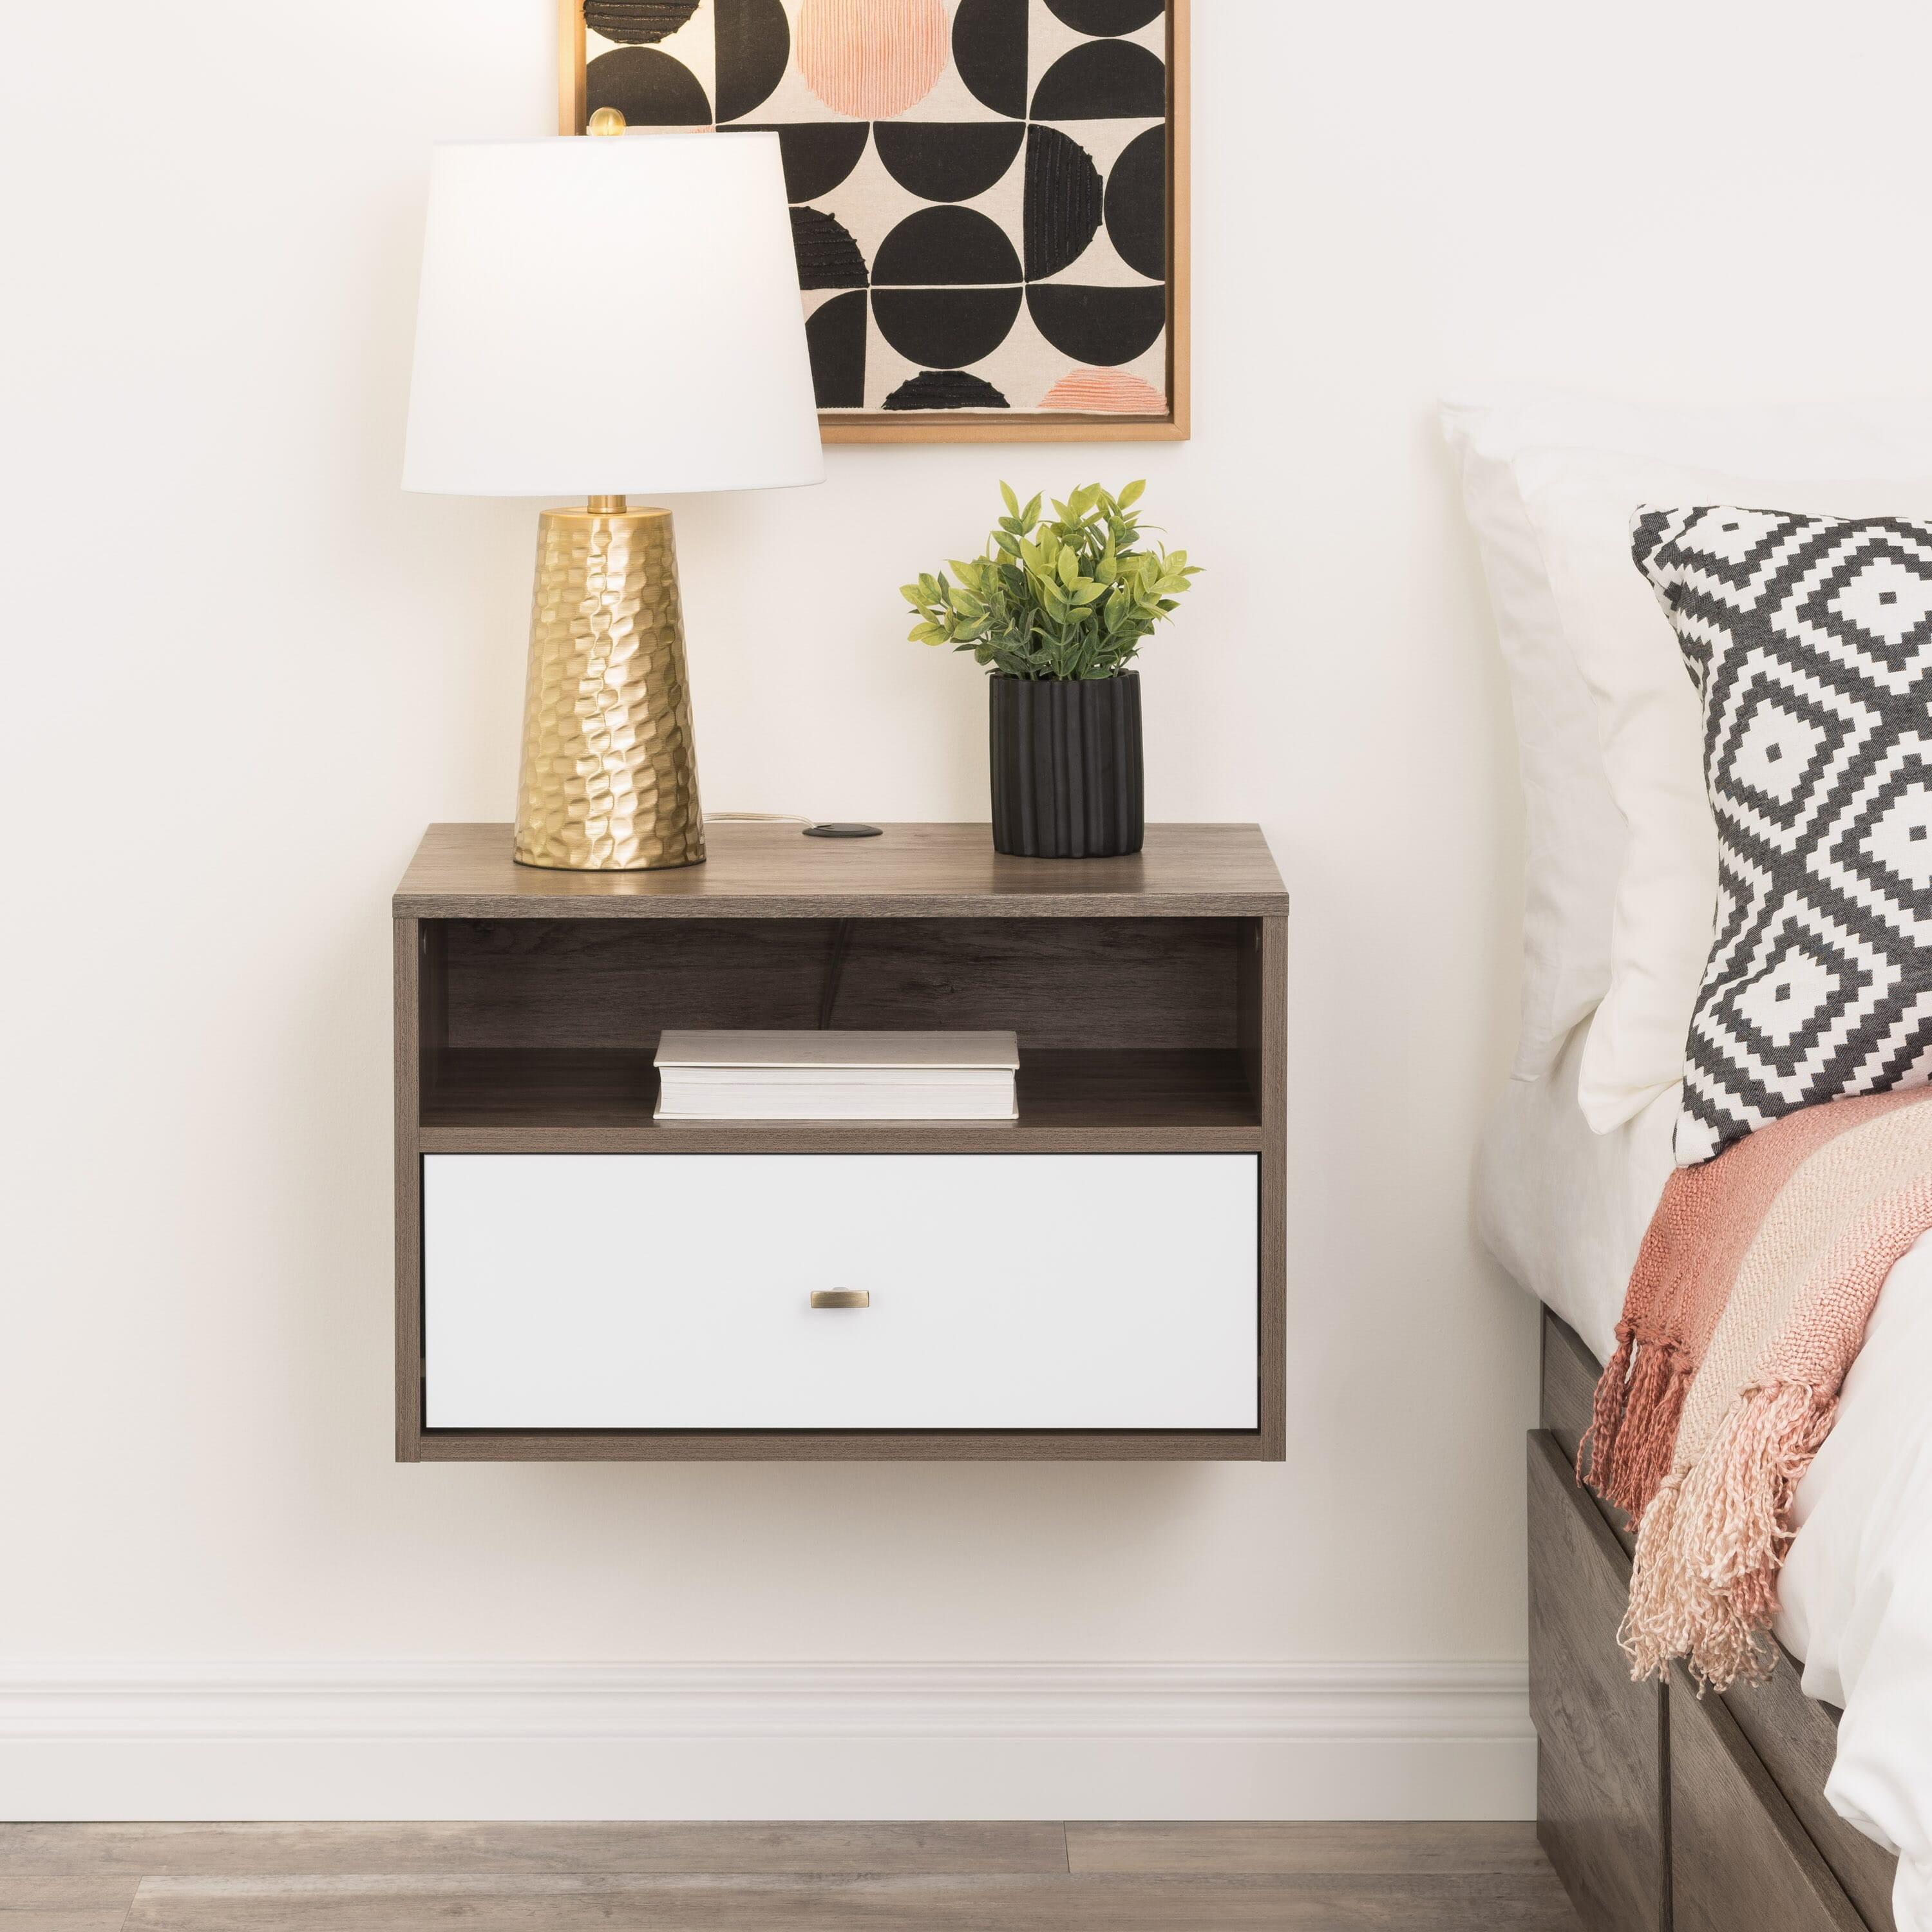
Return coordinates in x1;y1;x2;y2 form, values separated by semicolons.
513;501;706;871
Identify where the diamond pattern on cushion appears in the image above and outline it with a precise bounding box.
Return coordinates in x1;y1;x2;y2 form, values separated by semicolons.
1637;505;1932;1161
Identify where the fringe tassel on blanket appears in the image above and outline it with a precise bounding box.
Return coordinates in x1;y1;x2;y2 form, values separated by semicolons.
1580;1088;1932;1696
1582;1328;1694;1521
1620;1380;1838;1690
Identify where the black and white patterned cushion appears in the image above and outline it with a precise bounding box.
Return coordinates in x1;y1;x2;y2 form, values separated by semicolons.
1635;506;1932;1163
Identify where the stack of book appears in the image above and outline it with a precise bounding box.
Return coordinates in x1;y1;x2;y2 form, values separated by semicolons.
654;1030;1020;1122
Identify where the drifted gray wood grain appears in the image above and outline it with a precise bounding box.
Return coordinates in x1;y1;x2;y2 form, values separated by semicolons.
124;1871;1578;1931
0;1913;131;1932
1527;1428;1668;1932
1721;1671;1895;1931
1253;916;1288;1459
413;1428;1273;1463
398;824;1288;1468
1064;1821;1548;1874
419;1047;1264;1144
440;917;1246;1053
0;1823;1063;1877
1539;1313;1597;1473
395;822;1291;922
393;916;424;1463
0;1878;142;1908
1671;1669;1866;1932
1540;1314;1635;1555
1539;1318;1893;1923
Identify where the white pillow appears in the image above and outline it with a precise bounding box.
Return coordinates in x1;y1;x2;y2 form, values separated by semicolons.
1445;390;1932;1108
1442;404;1625;1081
1517;450;1932;1132
1522;456;1721;1130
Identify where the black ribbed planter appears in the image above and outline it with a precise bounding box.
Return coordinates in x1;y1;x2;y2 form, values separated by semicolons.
989;672;1145;859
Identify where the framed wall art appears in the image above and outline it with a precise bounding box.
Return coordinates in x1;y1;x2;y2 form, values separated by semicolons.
558;0;1190;444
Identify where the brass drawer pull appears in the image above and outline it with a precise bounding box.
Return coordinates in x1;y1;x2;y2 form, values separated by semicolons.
810;1290;871;1310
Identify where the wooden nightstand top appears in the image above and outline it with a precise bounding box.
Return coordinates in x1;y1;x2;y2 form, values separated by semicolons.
395;822;1289;920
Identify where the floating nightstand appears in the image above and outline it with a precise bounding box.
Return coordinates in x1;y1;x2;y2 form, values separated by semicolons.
393;822;1287;1462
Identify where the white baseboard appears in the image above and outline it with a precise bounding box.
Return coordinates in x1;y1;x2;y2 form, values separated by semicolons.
0;1663;1533;1822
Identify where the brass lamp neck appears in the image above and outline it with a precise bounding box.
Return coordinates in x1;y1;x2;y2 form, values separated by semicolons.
585;494;629;515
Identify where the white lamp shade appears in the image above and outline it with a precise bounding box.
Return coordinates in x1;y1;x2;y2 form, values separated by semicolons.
402;133;824;498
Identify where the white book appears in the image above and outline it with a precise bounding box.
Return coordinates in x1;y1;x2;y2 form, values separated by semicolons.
654;1030;1020;1122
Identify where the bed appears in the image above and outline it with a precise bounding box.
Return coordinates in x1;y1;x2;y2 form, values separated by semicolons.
1443;388;1932;1932
1481;1021;1932;1932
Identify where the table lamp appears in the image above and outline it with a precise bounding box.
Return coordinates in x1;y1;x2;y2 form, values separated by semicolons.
402;115;824;871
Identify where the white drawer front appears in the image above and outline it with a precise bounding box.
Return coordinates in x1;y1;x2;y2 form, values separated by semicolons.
423;1153;1259;1430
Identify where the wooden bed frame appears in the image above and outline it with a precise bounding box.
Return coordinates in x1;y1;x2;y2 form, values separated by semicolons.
1532;1309;1899;1932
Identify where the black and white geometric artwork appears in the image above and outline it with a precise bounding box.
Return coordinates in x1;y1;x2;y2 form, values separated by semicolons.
1635;506;1932;1164
568;0;1179;430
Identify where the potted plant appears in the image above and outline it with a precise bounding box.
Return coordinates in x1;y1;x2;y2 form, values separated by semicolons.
903;482;1200;858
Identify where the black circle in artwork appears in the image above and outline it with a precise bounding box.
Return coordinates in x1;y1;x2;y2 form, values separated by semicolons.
872;287;1025;370
1043;0;1164;32
952;0;1030;118
1032;39;1166;119
806;290;867;409
739;122;871;202
1024;126;1103;281
714;0;790;122
583;0;702;44
586;46;711;125
873;206;1022;287
1104;126;1166;279
1027;283;1166;365
791;208;869;290
884;372;1011;412
875;122;1026;204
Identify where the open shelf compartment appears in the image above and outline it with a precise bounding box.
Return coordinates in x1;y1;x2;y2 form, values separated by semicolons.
413;914;1269;1148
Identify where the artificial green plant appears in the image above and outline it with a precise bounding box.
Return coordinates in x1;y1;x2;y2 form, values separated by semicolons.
902;480;1200;681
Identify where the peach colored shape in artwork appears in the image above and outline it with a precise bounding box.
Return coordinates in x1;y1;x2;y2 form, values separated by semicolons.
1040;368;1168;412
796;0;949;120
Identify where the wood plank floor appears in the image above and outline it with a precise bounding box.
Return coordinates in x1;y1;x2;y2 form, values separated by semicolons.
0;1823;1580;1931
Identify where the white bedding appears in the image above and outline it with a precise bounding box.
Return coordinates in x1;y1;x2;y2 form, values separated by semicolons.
1785;1252;1932;1932
1479;1032;1932;1929
1476;1019;1675;1363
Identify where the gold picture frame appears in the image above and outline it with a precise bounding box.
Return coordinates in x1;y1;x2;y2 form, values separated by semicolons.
558;0;1189;444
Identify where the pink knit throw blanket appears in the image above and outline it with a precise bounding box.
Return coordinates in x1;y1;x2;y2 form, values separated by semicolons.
1585;1085;1932;1690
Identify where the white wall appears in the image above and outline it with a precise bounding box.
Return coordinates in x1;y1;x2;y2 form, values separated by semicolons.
5;0;1931;1819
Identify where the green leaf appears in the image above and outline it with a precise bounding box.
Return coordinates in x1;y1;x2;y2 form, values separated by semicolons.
902;478;1186;679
